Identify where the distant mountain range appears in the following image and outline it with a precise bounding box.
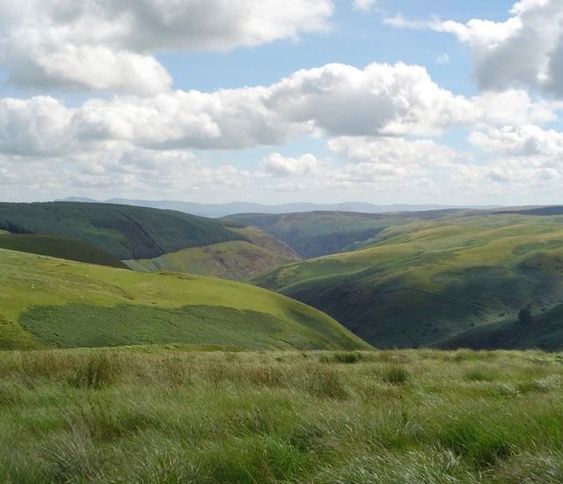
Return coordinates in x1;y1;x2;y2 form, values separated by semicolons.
58;197;497;217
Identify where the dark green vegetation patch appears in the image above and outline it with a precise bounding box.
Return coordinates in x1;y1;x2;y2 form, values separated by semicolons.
437;303;563;351
20;304;294;349
0;202;244;259
0;234;127;268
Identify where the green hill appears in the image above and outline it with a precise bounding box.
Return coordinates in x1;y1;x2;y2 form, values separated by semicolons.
125;225;299;281
126;240;297;281
258;212;563;348
0;233;127;268
0;248;367;351
224;210;466;258
436;304;563;351
0;202;244;260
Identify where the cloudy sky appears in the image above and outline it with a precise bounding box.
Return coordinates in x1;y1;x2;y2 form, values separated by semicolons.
1;0;563;205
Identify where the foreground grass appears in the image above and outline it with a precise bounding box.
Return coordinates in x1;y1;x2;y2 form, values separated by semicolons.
0;348;561;482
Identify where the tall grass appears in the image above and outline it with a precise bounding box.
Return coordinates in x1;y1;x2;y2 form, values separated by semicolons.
0;348;561;482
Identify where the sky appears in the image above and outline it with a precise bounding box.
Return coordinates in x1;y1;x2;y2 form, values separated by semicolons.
1;0;563;205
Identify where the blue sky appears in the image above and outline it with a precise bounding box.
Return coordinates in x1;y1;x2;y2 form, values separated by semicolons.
1;0;562;205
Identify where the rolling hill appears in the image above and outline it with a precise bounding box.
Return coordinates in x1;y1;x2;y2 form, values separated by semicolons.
60;197;474;217
0;202;244;260
436;303;563;351
0;248;367;351
223;210;469;258
257;212;563;349
0;202;301;280
0;233;127;268
126;225;299;281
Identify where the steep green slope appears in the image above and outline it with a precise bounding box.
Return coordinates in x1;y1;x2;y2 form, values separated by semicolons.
0;248;367;351
258;213;563;348
436;304;563;351
0;233;127;268
0;202;243;260
125;240;296;281
224;210;466;257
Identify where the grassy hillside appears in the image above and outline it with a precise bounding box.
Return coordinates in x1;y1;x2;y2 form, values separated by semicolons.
0;248;367;351
0;202;244;260
0;233;127;268
437;304;563;351
126;240;297;281
231;225;299;260
224;210;466;257
258;213;563;348
0;348;560;482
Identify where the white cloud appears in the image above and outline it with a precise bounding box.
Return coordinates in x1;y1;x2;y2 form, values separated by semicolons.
0;0;334;94
266;62;473;137
470;124;563;157
0;63;559;159
329;136;460;167
353;0;376;13
261;153;324;177
388;0;563;97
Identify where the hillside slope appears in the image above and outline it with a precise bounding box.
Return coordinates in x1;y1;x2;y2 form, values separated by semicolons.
0;233;127;268
125;225;299;281
224;210;467;258
0;202;243;260
258;213;563;348
125;240;296;281
436;304;563;351
0;249;367;351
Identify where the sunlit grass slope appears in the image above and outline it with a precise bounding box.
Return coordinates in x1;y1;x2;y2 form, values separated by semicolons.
0;249;367;351
125;240;296;281
0;348;561;482
258;213;563;348
125;218;300;281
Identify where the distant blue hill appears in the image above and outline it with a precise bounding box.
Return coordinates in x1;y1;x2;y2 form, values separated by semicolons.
58;197;497;218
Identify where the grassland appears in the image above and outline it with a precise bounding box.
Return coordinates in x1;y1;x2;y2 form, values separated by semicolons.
224;210;464;257
258;213;563;349
0;233;127;268
126;240;297;281
0;348;560;482
0;248;366;351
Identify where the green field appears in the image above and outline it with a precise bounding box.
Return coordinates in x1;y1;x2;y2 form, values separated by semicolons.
0;249;366;351
258;213;563;349
0;348;560;482
0;233;127;269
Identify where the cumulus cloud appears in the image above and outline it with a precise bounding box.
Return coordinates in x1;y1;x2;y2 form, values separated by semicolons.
470;124;563;157
261;153;325;177
388;0;563;97
329;136;460;167
0;0;334;93
0;62;559;158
